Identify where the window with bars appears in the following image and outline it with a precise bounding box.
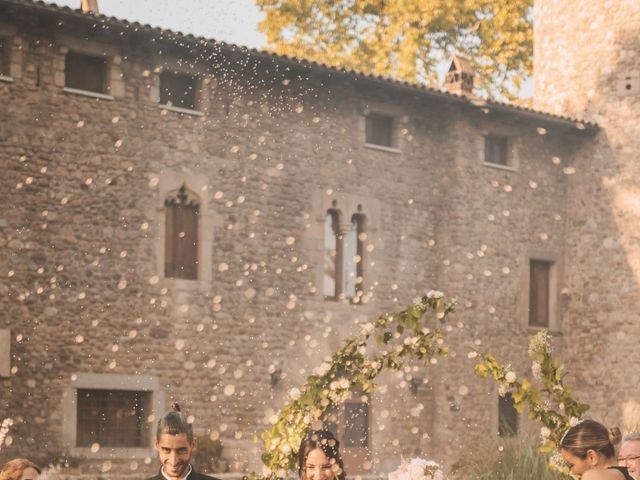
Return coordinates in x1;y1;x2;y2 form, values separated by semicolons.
65;51;108;93
160;71;198;110
165;184;199;280
529;259;552;327
365;113;395;147
76;389;151;447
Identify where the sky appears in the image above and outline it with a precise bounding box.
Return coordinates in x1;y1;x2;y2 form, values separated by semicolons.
43;0;266;49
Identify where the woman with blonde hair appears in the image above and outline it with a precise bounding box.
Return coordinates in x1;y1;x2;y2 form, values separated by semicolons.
560;419;633;479
0;458;40;480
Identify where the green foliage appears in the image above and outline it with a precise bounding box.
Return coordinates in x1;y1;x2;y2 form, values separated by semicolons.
258;292;455;479
256;0;533;98
473;330;590;476
453;435;568;480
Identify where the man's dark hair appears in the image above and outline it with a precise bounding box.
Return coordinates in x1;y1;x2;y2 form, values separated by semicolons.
156;402;194;442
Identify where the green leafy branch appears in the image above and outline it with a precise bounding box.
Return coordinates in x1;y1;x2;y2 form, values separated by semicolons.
257;292;456;479
473;330;589;475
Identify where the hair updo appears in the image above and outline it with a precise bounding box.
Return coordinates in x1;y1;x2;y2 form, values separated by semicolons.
560;419;621;460
156;402;194;442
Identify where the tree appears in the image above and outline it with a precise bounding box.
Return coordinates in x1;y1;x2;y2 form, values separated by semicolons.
256;0;533;99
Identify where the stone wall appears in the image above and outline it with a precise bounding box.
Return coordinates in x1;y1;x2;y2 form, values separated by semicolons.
0;1;591;477
535;0;640;430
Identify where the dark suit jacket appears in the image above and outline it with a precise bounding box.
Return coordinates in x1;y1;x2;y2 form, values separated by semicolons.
147;466;222;480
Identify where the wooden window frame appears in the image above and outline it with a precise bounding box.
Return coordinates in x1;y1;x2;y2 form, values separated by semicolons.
164;184;200;281
484;135;509;167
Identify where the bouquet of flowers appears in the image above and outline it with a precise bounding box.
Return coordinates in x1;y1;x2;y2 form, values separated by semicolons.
388;457;445;480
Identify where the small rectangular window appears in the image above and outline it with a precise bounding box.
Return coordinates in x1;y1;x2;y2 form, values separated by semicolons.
160;71;198;110
529;259;552;327
485;136;508;166
65;51;107;93
0;38;8;76
498;393;518;436
365;113;394;147
76;389;151;447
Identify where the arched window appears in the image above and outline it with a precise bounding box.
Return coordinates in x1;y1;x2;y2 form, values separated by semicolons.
344;211;365;301
324;208;342;298
164;184;199;280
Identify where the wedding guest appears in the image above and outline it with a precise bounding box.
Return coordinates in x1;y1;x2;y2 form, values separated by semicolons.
560;419;633;479
619;433;640;480
297;430;346;480
0;458;40;480
147;403;221;480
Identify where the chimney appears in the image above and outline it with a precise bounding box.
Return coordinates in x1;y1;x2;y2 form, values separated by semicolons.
80;0;99;14
444;54;475;96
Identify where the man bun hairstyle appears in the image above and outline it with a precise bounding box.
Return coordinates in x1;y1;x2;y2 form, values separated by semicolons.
156;402;194;442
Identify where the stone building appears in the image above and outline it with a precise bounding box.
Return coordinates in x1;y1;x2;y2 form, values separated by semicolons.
0;0;633;477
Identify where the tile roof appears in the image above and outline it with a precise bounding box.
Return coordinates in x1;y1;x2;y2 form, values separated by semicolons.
3;0;598;132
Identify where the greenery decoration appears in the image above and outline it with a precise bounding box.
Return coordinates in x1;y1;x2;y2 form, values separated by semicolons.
473;330;590;476
256;291;456;479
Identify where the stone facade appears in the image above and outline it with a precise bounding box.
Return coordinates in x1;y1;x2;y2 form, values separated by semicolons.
0;0;607;478
535;0;640;430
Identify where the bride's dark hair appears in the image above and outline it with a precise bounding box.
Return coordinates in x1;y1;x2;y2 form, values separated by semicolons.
560;419;621;460
297;430;346;480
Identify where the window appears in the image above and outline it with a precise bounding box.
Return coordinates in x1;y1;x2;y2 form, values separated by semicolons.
484;136;508;166
65;51;107;93
0;38;9;77
325;389;371;473
160;71;198;110
529;259;552;327
498;393;518;436
76;389;151;447
324;206;366;301
324;209;342;298
344;213;365;302
0;329;9;378
165;184;199;280
365;113;394;147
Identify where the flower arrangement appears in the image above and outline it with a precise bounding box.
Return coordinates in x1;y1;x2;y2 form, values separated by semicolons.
388;457;445;480
473;330;589;477
255;292;456;479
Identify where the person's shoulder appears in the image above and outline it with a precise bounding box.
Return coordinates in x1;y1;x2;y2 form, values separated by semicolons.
582;468;628;480
189;472;222;480
145;474;163;480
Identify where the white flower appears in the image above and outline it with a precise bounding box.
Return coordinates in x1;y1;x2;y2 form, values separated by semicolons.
361;322;375;335
569;416;580;426
467;351;478;359
288;388;301;400
531;361;542;380
316;362;331;377
426;290;444;299
505;371;517;383
540;426;551;438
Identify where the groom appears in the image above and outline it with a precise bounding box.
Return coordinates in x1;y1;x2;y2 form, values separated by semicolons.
148;403;220;480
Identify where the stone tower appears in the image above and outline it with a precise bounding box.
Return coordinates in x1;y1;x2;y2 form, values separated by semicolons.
535;0;640;429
